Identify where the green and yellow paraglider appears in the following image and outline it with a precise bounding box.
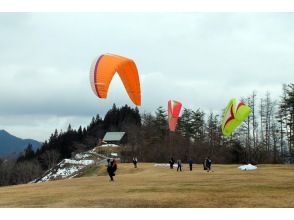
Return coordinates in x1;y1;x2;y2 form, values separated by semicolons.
221;98;252;136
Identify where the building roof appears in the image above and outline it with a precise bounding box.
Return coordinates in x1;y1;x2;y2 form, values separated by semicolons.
103;132;126;142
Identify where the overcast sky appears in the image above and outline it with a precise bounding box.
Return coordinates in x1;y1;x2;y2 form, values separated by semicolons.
0;13;293;141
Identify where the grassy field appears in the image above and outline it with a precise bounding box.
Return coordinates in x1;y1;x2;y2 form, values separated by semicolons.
0;163;293;207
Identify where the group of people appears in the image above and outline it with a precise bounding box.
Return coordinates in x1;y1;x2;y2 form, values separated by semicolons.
169;156;212;172
106;156;212;182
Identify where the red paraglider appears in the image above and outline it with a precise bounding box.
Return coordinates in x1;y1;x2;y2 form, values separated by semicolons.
168;100;182;132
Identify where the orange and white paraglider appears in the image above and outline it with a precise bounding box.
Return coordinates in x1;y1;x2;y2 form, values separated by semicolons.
89;53;141;106
168;100;182;132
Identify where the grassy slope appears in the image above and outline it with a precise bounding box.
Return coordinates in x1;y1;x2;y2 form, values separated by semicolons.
0;163;293;207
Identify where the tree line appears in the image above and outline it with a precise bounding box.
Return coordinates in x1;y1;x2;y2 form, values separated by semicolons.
0;83;293;186
126;84;294;164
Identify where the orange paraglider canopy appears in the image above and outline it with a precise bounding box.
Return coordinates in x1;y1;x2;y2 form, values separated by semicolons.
90;53;141;106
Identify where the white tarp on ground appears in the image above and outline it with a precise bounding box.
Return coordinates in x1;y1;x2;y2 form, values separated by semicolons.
238;164;257;171
154;163;179;168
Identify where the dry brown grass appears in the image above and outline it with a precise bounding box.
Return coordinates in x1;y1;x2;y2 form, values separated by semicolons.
0;163;293;207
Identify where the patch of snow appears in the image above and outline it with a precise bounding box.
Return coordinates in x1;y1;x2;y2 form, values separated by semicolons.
74;153;92;160
36;159;95;183
63;159;95;166
100;144;120;147
55;166;80;177
238;164;257;171
34;147;107;183
38;165;83;182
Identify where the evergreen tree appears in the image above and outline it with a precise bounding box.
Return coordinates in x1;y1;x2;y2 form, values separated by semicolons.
77;126;83;140
191;108;206;143
206;112;221;155
154;106;168;141
177;108;193;140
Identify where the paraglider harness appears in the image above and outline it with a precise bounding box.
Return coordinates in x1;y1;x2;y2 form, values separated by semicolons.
112;161;117;175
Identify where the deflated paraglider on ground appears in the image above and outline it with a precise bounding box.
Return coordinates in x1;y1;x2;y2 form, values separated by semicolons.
168;100;182;132
221;98;252;136
238;164;257;171
89;53;141;106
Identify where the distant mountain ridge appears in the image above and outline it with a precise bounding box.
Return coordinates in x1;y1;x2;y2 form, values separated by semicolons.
0;130;42;156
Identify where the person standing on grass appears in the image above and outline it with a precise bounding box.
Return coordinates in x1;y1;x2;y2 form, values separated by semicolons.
106;158;114;181
203;157;208;170
206;156;212;172
188;158;193;171
133;157;138;168
177;159;182;172
169;157;175;169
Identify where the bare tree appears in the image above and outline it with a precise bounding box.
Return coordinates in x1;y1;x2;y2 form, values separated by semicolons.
271;109;279;163
281;83;294;155
264;92;274;153
40;150;60;170
259;98;265;146
251;91;258;149
277;100;287;157
239;96;252;162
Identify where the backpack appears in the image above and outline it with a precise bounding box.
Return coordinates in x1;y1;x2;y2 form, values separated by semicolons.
113;163;117;172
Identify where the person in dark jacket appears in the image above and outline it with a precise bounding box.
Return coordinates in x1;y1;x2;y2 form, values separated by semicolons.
133;157;138;168
106;158;115;181
177;159;182;172
206;156;212;172
169;157;175;169
188;159;193;171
